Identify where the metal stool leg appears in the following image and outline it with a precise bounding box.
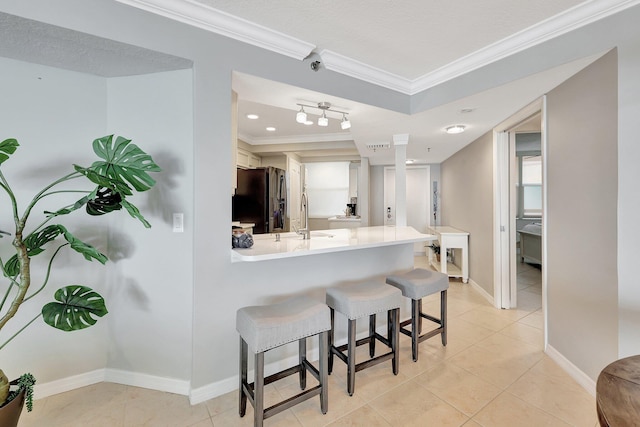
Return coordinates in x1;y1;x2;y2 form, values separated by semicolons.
347;318;356;396
254;351;265;427
319;330;329;414
441;290;448;346
239;337;248;417
391;308;400;375
369;313;376;357
328;308;335;374
299;337;307;389
411;299;420;362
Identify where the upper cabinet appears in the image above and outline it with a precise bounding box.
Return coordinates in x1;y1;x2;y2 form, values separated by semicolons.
237;148;261;169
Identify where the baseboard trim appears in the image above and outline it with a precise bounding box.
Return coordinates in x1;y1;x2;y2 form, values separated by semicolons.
33;368;190;401
545;345;596;397
104;368;190;395
34;369;105;400
468;278;494;305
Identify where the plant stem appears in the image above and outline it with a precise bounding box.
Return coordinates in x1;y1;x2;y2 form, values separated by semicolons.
0;170;19;223
0;313;41;350
23;243;68;302
22;171;82;226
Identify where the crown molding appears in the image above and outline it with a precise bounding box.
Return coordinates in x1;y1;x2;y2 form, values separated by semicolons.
117;0;638;95
318;50;413;94
239;132;353;146
115;0;315;60
410;0;640;94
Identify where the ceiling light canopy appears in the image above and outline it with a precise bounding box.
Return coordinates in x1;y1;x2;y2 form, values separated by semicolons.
295;102;351;130
445;124;466;134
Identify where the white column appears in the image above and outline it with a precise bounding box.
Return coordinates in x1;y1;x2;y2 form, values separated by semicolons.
359;157;370;226
393;134;409;227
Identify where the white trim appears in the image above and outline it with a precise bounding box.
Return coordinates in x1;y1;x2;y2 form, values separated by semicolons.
240;131;353;145
319;49;412;94
33;369;105;400
411;0;640;94
104;368;190;395
545;345;596;397
468;278;494;305
115;0;315;60
117;0;640;95
541;95;549;350
32;369;190;401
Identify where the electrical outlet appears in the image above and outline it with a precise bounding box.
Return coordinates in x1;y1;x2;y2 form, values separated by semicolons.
173;213;184;233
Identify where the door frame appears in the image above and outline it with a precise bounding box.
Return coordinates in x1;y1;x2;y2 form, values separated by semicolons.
493;97;546;316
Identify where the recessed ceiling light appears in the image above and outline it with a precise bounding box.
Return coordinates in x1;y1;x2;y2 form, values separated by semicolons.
246;114;259;120
266;127;276;132
460;108;475;114
445;125;466;134
406;159;415;164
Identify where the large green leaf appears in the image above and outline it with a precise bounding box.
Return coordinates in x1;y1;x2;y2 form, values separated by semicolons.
74;165;132;196
4;226;107;277
4;225;66;276
121;199;151;228
42;285;108;331
86;186;123;216
0;138;18;165
61;227;108;264
89;135;161;193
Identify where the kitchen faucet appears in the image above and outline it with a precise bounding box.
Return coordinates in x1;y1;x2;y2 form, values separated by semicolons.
296;188;311;239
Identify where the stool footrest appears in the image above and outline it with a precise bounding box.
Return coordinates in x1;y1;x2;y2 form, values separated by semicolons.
355;351;394;373
264;385;322;420
264;365;301;386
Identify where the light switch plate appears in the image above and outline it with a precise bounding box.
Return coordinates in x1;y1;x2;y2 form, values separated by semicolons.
173;213;184;232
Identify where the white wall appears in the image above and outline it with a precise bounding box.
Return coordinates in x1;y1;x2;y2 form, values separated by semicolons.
0;57;110;382
106;70;194;382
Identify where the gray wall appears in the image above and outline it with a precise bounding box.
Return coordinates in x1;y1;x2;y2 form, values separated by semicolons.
546;51;618;379
440;132;495;295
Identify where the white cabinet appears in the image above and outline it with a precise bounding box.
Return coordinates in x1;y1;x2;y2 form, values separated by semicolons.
428;226;469;283
237;148;261;169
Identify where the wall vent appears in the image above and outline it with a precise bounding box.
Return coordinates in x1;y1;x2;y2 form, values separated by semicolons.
366;143;390;151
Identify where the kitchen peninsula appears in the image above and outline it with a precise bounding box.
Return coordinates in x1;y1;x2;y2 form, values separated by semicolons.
231;225;435;262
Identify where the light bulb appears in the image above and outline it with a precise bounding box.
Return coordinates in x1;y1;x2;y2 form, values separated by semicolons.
296;107;307;124
340;114;351;130
318;112;328;127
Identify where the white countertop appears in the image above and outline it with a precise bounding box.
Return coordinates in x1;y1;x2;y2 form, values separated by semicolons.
429;225;469;235
231;225;436;262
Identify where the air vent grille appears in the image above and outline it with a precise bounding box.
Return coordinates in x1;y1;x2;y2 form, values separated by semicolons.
366;143;390;150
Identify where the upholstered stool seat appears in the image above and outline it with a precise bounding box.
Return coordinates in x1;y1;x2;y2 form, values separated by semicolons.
326;281;403;396
237;296;330;427
386;268;449;361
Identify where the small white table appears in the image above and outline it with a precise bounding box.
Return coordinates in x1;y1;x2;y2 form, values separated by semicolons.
428;226;469;283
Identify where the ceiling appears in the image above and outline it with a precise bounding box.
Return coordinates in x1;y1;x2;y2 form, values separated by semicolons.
3;1;627;165
116;0;614;165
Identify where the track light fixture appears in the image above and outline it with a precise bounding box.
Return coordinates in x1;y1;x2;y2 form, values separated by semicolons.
294;102;351;129
296;106;307;123
340;114;351;130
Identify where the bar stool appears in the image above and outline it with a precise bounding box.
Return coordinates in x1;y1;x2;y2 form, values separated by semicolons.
385;268;449;362
236;296;330;427
325;281;403;396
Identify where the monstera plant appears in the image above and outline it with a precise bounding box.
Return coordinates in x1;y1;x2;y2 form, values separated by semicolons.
0;135;160;420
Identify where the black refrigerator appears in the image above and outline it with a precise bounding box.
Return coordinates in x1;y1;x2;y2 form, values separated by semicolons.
233;167;287;234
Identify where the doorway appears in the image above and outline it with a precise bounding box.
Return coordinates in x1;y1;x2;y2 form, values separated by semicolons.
494;98;545;321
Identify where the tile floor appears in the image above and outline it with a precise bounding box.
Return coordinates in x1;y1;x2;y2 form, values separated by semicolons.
18;258;598;426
